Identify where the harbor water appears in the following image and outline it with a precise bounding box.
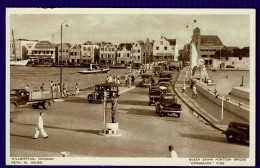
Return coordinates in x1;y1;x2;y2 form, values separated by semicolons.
207;70;250;88
10;66;130;91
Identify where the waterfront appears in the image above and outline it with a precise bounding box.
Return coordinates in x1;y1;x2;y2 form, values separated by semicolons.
10;66;130;91
207;70;249;88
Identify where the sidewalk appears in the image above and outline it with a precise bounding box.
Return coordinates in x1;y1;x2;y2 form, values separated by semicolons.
174;66;248;131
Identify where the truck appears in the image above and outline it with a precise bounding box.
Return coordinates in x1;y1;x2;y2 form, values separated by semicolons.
10;89;61;112
155;93;183;117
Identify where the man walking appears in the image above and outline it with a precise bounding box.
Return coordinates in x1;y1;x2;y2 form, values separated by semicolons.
192;85;198;99
34;112;48;139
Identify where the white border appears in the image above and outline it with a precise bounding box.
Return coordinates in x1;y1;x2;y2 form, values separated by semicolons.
6;8;256;166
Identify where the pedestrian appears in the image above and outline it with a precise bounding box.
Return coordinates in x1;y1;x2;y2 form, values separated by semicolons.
192;85;198;99
168;145;178;158
63;84;67;97
50;81;54;92
53;84;57;92
182;82;186;93
111;93;118;123
214;88;219;98
57;83;61;92
40;83;45;91
151;76;155;86
127;75;131;88
125;73;128;86
75;83;79;95
34;112;48;139
112;74;116;83
116;75;121;84
131;74;135;84
26;85;29;92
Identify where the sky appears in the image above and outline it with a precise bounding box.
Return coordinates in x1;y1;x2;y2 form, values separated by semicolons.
10;14;250;49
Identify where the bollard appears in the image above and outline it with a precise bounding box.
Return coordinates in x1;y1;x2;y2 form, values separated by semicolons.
61;151;70;157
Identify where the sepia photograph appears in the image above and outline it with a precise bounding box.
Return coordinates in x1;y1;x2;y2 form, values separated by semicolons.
6;8;255;166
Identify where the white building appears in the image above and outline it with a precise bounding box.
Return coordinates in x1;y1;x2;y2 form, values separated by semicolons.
153;36;177;61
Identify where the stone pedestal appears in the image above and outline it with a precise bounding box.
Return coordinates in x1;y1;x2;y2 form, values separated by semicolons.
99;122;122;136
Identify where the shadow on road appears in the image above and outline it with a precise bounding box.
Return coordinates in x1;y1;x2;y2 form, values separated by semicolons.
10;134;33;139
14;123;100;135
119;108;158;117
64;97;88;103
118;100;148;106
128;90;148;95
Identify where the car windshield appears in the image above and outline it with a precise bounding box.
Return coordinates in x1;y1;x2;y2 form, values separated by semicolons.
159;82;170;87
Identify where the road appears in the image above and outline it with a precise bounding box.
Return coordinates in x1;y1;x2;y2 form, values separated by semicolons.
10;71;249;158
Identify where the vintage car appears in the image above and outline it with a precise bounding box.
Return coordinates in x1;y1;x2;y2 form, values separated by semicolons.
138;73;153;87
88;82;120;103
153;66;163;76
148;86;161;106
222;122;249;143
158;81;171;93
155;93;183;117
159;71;173;79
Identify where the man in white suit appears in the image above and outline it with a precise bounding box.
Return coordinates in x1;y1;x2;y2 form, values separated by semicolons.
34;112;48;139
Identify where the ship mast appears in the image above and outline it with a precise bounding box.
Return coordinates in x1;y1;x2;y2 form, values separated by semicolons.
12;29;17;61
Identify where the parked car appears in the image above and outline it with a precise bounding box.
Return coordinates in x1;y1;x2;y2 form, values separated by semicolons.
222;122;249;143
159;71;173;79
88;82;120;103
148;86;161;106
155;93;183;117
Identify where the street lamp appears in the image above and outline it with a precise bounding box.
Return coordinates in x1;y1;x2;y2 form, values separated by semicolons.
60;21;69;97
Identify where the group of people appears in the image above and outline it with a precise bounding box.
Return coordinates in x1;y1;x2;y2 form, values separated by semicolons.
181;80;197;99
106;74;121;84
125;73;135;88
29;81;81;97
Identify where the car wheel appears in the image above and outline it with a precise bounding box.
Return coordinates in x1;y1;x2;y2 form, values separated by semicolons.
32;104;40;109
10;103;16;112
226;132;236;143
43;100;51;109
100;95;104;103
88;100;93;103
177;113;180;118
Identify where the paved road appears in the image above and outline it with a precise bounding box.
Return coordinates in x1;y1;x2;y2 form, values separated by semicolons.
10;71;249;158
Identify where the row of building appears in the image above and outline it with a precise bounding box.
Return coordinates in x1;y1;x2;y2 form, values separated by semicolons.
10;36;179;65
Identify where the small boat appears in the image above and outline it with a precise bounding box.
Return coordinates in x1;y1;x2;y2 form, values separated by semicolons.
10;59;28;66
78;64;109;74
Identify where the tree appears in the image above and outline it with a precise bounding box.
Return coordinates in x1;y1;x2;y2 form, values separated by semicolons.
214;47;232;60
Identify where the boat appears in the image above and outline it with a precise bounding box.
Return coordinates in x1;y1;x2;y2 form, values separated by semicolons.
10;29;29;66
78;64;109;74
10;59;28;66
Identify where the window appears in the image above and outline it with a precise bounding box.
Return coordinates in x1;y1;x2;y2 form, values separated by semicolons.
138;56;140;59
160;41;163;45
70;52;73;55
202;55;207;58
66;49;68;52
118;53;120;57
156;46;159;50
100;48;104;51
164;47;167;50
112;48;115;51
127;53;130;57
108;54;110;58
232;62;234;65
105;48;107;51
138;49;140;53
51;51;53;54
101;54;103;58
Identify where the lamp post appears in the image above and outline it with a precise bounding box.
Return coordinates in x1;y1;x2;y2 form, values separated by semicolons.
60;21;68;97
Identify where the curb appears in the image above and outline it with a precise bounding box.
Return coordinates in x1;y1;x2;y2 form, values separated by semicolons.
172;69;225;132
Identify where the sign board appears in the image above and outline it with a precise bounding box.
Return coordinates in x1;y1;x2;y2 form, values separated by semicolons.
216;79;232;96
197;58;205;65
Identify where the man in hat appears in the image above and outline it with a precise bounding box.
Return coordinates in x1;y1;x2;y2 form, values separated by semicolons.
168;145;178;158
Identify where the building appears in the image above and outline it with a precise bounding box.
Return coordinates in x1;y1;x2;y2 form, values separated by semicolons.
132;40;144;64
153;36;177;62
28;41;55;63
116;43;133;64
142;38;154;63
10;39;38;61
212;57;250;70
81;41;99;64
69;44;81;64
99;42;117;65
58;43;71;64
192;27;224;67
